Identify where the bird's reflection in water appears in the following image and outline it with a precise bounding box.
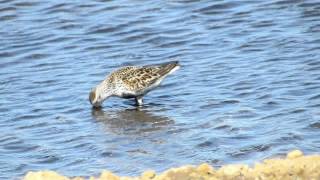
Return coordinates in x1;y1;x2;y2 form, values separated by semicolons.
91;107;174;135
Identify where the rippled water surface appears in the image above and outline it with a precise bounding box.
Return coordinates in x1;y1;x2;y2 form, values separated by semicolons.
1;0;320;179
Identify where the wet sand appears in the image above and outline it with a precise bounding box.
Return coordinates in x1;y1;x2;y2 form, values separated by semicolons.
23;150;320;180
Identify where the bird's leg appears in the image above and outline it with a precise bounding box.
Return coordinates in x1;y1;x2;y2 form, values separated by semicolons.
135;96;143;106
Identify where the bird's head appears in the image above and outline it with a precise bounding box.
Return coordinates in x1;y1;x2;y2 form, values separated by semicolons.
89;86;110;108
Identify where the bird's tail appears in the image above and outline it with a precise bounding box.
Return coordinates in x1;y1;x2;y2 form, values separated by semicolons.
158;61;180;76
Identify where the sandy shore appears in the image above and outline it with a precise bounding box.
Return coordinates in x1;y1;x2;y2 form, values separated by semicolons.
23;150;320;180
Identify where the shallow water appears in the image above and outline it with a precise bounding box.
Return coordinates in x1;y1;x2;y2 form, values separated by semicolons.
1;0;320;179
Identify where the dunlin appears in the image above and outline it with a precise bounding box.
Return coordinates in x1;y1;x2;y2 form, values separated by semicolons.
89;61;180;107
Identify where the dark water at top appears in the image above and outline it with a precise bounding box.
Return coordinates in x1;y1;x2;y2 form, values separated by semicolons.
1;0;320;179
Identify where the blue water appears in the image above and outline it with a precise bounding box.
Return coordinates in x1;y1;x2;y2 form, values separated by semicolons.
0;0;320;179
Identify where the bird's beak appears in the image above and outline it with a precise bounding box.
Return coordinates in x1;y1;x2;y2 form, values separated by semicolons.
92;102;102;108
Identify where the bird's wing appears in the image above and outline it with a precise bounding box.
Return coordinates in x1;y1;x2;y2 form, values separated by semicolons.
121;61;180;91
146;61;180;77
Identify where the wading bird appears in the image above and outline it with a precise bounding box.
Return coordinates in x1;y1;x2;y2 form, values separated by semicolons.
89;61;180;108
